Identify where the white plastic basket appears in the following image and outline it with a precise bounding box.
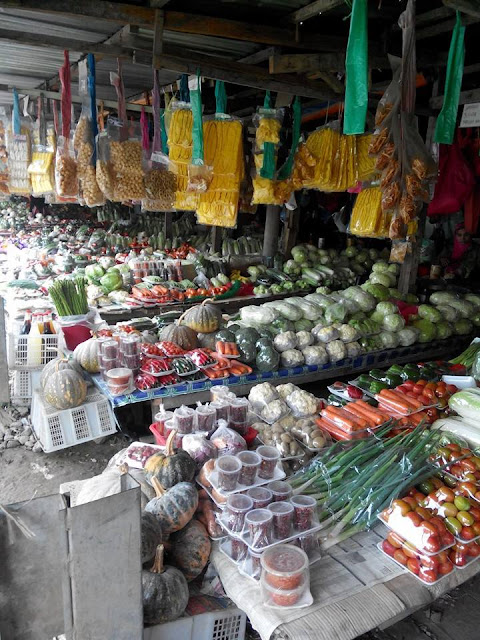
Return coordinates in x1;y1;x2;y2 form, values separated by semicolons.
31;388;117;453
11;370;42;400
7;332;62;370
144;607;246;640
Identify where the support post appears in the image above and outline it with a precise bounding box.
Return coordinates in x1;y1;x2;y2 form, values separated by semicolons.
284;208;299;257
164;211;172;238
211;226;222;253
263;205;281;264
0;297;9;403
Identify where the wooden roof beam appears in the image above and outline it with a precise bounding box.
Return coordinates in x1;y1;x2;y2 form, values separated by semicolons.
291;0;343;24
431;87;480;109
442;0;480;18
0;0;344;51
417;13;480;40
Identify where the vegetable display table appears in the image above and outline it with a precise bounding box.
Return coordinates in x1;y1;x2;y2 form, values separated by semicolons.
211;524;480;640
91;337;471;412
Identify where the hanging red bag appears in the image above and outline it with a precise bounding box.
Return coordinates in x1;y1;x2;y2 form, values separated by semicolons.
427;133;474;216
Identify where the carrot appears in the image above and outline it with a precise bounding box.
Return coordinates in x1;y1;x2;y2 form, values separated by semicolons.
315;417;362;441
344;402;386;426
381;389;422;410
322;407;364;433
324;405;368;430
376;392;412;414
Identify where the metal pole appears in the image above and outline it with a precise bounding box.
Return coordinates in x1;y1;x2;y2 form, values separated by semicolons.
262;205;280;264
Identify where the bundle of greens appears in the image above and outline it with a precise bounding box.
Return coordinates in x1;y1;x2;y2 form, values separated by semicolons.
49;277;88;316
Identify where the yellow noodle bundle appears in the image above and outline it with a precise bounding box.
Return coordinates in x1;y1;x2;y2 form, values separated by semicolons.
168;106;199;210
357;134;376;182
350;187;387;237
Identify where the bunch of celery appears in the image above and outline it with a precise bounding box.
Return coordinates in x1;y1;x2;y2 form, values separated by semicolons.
289;425;442;549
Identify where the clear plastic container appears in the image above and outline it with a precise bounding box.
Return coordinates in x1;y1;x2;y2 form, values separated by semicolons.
230;420;249;436
238;450;261;486
261;543;309;590
195;405;217;432
154;409;174;430
101;339;119;359
269;501;294;539
210;399;230;422
291;495;317;531
240;549;263;581
257;445;281;480
267;480;292;502
123;353;141;370
216;455;242;491
295;532;320;559
101;356;119;372
245;508;273;549
231;536;248;562
229;397;249;423
261;574;311;609
120;334;141;355
226;493;253;533
173;406;195;434
164;419;184;448
247;486;273;509
105;367;132;386
210;386;234;402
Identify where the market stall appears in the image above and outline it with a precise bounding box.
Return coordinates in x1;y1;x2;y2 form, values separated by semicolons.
2;0;480;639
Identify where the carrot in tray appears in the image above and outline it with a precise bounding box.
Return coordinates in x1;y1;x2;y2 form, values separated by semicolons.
322;407;364;433
315;417;363;441
376;391;414;414
323;404;368;430
380;389;422;410
344;401;387;426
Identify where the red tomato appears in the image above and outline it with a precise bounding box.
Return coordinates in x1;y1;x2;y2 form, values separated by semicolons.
446;384;458;395
436;550;449;564
422;388;435;402
416;379;427;387
393;549;408;566
419;566;438;583
382;539;397;557
468;543;480;557
423;535;441;553
460;526;476;541
469;506;480;522
403;496;418;509
402;541;418;559
407;557;421;575
450;550;467;567
472;521;480;536
406;511;423;527
420;554;439;571
429;516;447;533
436;486;455;502
421;521;439;537
416;506;432;521
392;499;412;515
431;477;445;490
441;531;456;546
403;380;415;391
437;561;454;575
446;443;461;452
387;532;404;549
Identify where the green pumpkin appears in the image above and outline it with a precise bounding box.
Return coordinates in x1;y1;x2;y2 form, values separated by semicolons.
141;512;166;565
44;368;87;410
73;338;99;373
40;357;83;390
168;519;211;582
144;431;196;490
158;323;198;350
142;545;189;625
145;480;198;536
179;299;222;334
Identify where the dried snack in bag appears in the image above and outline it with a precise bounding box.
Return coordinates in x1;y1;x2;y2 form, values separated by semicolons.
368;128;389;155
55;135;78;197
254;107;284;147
96;131;114;200
399;193;417;223
381;180;401;212
376;142;395;171
187;162;212;193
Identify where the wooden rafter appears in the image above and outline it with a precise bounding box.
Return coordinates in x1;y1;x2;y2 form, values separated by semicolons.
417;13;480;40
0;0;344;51
442;0;480;18
290;0;344;24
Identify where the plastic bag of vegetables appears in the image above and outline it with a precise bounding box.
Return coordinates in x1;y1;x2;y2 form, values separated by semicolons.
363;283;390;301
397;327;418;346
314;326;340;343
280;349;305;368
449;299;476;319
429;291;458;306
274;331;298;352
379;331;400;349
436;321;453;340
465;293;480;308
454;319;473;335
248;382;278;409
412;318;437;342
182;433;217;467
345;341;362;357
326;339;347;362
256;347;280;372
288;298;323;321
271;317;296;334
276;383;299;400
436;305;458;323
295;318;315;332
376;301;397;316
383;313;405;332
259;399;290;424
343;286;376;312
240;305;278;325
324;302;347;324
448;388;480;421
285;389;317;417
302;345;328;366
296;331;313;349
337;324;360;343
418;304;442;324
210;423;246;456
275;302;303;321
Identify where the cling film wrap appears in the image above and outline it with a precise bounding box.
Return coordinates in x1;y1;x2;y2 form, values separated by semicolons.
142;70;177;212
291;140;316;190
253;107;284;148
28;144;54;196
349;187;386;238
8;91;31;195
107;118;145;201
55;134;78;197
95;131;114;200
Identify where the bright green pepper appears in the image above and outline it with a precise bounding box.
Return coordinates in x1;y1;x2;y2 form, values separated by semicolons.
370;380;390;394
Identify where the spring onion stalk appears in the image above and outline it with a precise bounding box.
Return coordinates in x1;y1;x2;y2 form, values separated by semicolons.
49;277;89;317
450;342;480;368
290;424;442;548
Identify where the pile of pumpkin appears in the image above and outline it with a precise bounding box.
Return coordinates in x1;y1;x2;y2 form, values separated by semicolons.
141;431;213;625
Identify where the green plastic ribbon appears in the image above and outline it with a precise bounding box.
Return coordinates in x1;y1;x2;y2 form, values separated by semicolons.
160;109;168;154
260;91;276;180
179;74;189;103
343;0;368;135
278;96;301;180
190;71;204;165
434;12;465;145
215;80;227;115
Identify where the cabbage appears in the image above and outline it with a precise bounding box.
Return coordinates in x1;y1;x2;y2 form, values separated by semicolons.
454;319;473;335
379;331;399;349
342;298;360;314
240;305;279;325
405;293;419;304
305;293;330;307
376;301;397;316
412;318;437;342
293;300;323;321
364;283;390;301
436;321;453;340
388;288;404;301
449;299;476;319
291;246;308;263
397;327;418;346
347;287;376;312
429;291;458;306
370;310;385;325
369;272;392;288
388;263;400;276
324;303;347;324
371;261;390;274
465;294;480;308
271;317;295;334
418;304;442;323
276;302;303;321
345;246;357;258
436;305;458;323
383;313;405;332
473;312;480;328
294;318;314;332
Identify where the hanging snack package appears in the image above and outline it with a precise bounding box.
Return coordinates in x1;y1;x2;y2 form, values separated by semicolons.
187;74;212;194
107;117;145;201
96;131;114;200
254;107;283;148
168;102;199;210
0;108;8;195
75;57;104;207
8;90;32;195
401;112;437;202
28;115;55;197
291;140;316;190
349;187;384;237
304;122;341;191
375;56;401;127
356;134;376;182
389;208;406;240
143;70;177;212
390;241;411;264
55;51;78;197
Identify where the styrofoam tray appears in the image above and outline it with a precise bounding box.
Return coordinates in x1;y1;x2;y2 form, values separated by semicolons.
454;553;480;569
328;383;368;401
196;479;226;509
441;375;476;389
240;519;322;553
377;513;455;556
140;368;175;376
123;441;165;469
209;461;286;497
376;542;455;586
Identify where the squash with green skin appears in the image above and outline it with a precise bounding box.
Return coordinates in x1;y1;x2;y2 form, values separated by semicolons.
144;430;196;489
142;544;189;624
168;519;211;581
44;367;87;410
141;512;166;564
145;479;198;535
73;338;100;373
179;299;222;333
196;332;217;350
40;357;83;390
158;323;198;350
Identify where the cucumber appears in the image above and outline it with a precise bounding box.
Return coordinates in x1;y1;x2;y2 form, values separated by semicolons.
157;231;165;251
